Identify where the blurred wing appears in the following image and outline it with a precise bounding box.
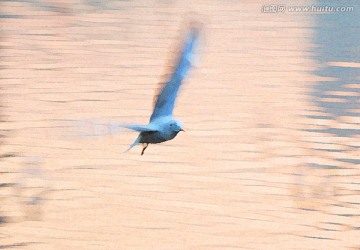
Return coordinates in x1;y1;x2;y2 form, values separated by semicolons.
150;24;201;121
56;119;158;139
56;119;125;139
122;123;159;132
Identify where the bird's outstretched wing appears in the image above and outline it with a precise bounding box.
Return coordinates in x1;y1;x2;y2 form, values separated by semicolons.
122;123;159;132
149;23;201;122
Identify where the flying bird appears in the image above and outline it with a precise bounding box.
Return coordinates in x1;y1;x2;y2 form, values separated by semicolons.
124;23;201;155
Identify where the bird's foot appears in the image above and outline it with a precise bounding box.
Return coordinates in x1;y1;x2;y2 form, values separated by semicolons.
141;143;149;156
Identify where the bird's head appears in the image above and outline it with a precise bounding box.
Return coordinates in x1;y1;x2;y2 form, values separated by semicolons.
169;120;184;133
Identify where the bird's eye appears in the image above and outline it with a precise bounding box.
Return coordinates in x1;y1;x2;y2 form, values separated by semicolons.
170;124;173;127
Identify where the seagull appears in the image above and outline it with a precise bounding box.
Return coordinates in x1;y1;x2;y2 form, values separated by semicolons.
123;23;201;155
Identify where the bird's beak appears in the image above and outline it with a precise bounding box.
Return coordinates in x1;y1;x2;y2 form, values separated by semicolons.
180;128;185;132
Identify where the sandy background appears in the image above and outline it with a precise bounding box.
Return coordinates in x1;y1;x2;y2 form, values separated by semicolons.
1;0;359;249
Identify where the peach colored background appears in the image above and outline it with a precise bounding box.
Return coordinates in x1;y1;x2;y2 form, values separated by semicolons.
1;0;359;249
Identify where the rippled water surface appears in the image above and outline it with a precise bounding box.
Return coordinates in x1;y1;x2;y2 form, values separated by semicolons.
1;0;359;249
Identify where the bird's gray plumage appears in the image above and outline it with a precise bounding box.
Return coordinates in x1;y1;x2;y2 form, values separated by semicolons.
123;23;201;155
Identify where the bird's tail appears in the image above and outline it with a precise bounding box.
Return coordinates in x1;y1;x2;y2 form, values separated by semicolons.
123;135;141;153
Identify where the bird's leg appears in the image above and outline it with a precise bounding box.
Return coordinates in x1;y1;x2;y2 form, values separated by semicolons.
141;143;149;156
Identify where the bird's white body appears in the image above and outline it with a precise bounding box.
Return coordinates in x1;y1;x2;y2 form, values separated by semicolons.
125;116;183;154
139;125;179;144
143;116;183;143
